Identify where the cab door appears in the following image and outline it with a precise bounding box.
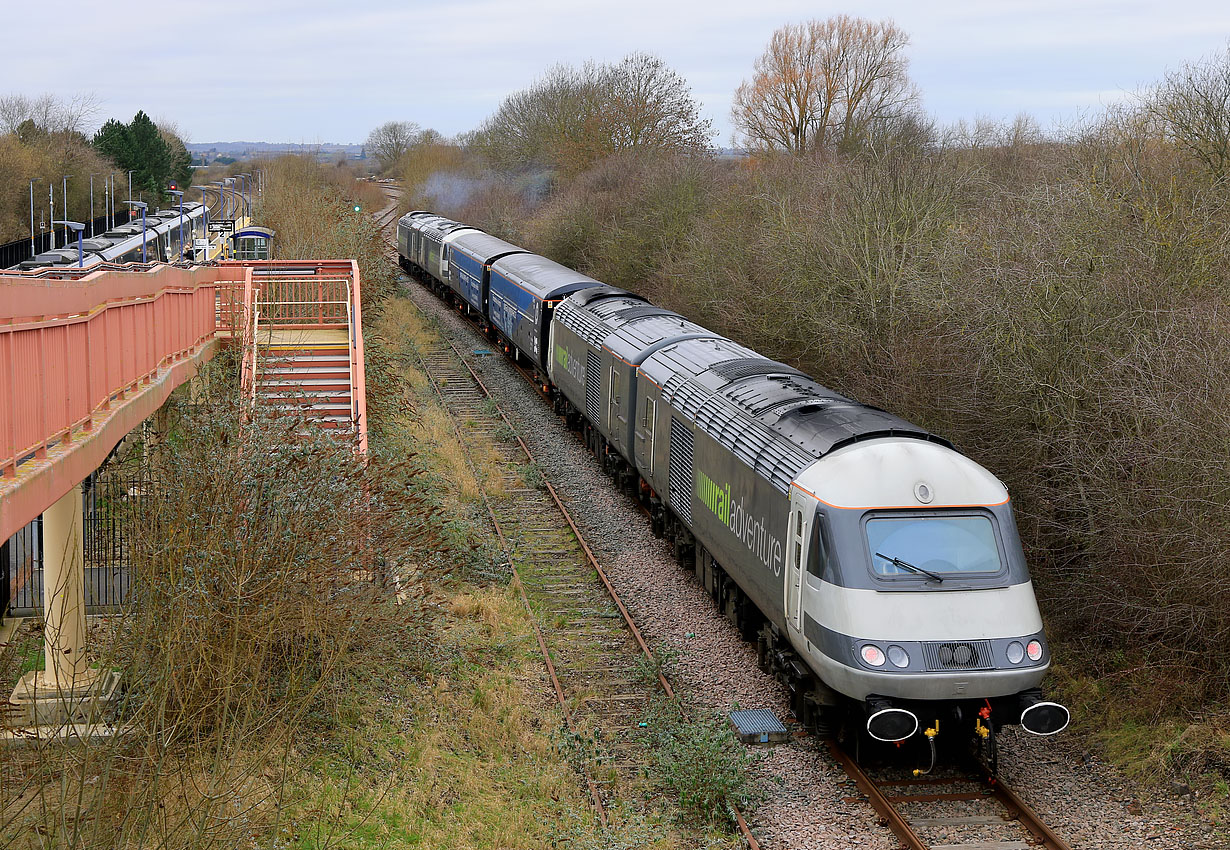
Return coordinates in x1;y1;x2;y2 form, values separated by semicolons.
784;486;815;633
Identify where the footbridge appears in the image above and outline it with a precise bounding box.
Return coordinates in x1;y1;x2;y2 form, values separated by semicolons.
0;258;368;733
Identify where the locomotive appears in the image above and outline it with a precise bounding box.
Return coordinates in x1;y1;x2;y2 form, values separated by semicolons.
398;210;1069;752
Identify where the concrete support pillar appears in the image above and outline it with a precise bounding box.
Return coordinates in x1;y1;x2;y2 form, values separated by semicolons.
5;482;116;732
41;483;90;688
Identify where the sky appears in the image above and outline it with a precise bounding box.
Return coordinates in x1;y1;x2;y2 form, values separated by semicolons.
6;1;1229;145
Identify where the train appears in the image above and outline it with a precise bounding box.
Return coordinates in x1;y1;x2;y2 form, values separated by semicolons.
397;209;1070;755
18;203;208;271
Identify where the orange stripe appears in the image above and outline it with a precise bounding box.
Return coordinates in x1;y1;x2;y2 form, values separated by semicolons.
603;347;634;367
790;480;1010;510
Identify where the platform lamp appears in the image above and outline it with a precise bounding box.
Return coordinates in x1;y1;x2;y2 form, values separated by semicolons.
223;177;236;220
191;185;214;261
53;220;86;268
28;177;41;256
237;173;250;217
125;200;148;263
62;175;70;246
168;189;184;258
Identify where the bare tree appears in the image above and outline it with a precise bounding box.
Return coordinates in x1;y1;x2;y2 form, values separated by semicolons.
597;52;713;154
473;53;712;175
732;16;917;155
1146;46;1230;181
365;120;420;171
472;64;599;172
0;92;101;135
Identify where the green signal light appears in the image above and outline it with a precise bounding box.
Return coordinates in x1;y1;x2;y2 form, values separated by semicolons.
353;204;361;212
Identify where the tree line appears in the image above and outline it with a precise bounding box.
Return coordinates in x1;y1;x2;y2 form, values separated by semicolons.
0;95;193;245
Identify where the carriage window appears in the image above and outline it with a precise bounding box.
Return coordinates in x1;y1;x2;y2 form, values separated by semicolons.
608;367;620;427
643;396;656;472
806;518;828;579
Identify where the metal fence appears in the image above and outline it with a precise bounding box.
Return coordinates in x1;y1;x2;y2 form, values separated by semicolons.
1;462;147;619
0;210;133;270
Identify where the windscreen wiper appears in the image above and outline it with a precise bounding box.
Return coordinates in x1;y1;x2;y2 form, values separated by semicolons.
875;552;944;583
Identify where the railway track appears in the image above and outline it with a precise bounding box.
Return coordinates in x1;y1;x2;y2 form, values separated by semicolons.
831;744;1072;850
370;187;1071;850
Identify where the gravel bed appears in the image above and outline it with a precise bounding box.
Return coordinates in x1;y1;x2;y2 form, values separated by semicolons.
396;278;1223;850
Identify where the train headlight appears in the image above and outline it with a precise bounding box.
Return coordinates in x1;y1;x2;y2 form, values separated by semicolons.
887;645;910;668
1026;639;1044;662
860;645;886;667
1006;641;1025;664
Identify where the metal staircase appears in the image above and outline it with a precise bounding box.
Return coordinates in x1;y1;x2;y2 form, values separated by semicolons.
239;262;368;450
253;343;356;429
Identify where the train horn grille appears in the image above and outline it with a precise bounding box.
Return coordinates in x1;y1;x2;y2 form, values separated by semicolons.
922;640;994;671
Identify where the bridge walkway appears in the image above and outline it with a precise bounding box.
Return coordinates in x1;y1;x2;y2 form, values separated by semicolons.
0;257;367;734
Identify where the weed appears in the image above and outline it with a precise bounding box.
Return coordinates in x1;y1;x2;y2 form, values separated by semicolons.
637;697;763;828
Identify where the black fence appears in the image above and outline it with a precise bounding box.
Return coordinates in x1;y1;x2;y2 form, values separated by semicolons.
1;463;148;619
0;210;133;270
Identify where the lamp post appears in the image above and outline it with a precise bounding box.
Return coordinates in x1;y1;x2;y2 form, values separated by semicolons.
48;182;55;250
104;175;111;231
191;185;214;261
168;189;184;260
125;200;148;263
238;173;250;218
29;177;41;256
53;220;86;268
62;176;70;244
89;174;96;237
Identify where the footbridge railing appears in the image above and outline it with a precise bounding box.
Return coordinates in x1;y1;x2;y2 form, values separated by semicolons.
1;259;368;544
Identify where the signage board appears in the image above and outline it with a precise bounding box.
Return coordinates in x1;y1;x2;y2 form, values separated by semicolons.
193;238;210;250
208;220;235;234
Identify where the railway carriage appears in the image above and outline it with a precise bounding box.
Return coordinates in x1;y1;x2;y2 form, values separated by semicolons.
396;211;432;263
550;287;711;470
19;203;206;269
409;215;474;291
448;232;526;316
486;253;602;377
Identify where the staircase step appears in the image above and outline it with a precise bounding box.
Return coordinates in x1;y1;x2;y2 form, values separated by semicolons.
260;358;349;365
260;367;351;377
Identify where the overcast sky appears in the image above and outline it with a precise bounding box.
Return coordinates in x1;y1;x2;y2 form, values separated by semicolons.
8;1;1229;145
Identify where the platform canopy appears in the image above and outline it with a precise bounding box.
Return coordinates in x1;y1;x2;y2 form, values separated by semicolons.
233;225;275;240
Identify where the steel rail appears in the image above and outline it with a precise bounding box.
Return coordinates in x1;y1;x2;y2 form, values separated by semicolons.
411;341;610;828
989;775;1074;850
432;333;759;849
826;740;929;850
372;191;776;848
